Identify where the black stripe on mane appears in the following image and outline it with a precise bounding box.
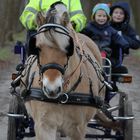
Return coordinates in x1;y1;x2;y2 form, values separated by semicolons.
50;1;66;9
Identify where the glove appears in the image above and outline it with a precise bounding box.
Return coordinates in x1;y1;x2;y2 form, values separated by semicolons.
101;51;107;57
123;48;129;55
71;20;81;32
71;21;76;30
101;47;112;57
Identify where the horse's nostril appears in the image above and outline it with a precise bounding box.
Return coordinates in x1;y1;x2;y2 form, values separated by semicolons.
55;86;61;94
43;85;62;98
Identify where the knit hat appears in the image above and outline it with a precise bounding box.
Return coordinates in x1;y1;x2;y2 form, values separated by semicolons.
92;3;110;17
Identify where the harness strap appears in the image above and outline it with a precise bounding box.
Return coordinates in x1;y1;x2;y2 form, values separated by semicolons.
63;28;84;91
65;70;83;94
22;55;37;78
25;88;103;108
24;88;114;121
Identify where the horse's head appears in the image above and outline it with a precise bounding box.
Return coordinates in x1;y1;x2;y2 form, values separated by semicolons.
35;2;74;99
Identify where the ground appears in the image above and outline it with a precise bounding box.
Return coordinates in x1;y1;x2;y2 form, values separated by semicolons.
0;49;140;140
122;50;140;140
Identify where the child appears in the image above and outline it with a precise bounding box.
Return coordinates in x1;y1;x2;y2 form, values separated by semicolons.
110;2;140;68
81;3;129;72
110;2;140;50
82;3;129;73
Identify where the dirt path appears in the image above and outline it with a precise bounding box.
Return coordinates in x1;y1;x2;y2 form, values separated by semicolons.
121;51;140;140
0;50;140;140
0;65;15;140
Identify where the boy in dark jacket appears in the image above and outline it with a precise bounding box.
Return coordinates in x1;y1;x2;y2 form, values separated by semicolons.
81;3;129;71
110;2;140;72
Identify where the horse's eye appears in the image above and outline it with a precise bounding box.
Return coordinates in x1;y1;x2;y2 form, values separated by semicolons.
35;47;41;54
37;47;41;52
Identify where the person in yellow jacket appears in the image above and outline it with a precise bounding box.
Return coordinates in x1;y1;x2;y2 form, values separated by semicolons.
20;0;87;32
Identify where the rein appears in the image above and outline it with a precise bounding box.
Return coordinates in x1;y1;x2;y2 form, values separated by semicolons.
63;47;83;91
63;27;84;91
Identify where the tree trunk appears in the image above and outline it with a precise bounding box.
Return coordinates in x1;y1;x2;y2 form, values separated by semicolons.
81;0;96;20
0;0;25;47
130;0;140;34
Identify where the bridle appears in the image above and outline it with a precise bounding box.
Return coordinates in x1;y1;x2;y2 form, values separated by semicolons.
30;2;82;95
36;23;74;76
30;2;111;96
35;22;84;97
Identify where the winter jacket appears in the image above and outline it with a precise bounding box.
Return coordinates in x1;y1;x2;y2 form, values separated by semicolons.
81;21;129;59
110;1;140;50
109;2;140;67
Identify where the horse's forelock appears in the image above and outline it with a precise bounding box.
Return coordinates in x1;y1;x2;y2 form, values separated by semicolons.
46;3;69;26
55;4;67;12
36;2;71;54
36;29;71;55
36;32;54;48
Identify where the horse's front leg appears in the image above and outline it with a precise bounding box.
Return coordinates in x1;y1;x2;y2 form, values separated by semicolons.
67;124;86;140
35;122;57;140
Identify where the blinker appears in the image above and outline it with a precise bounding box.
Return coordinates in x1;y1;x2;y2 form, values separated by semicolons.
66;36;74;56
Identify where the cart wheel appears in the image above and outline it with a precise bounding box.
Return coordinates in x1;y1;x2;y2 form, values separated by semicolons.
123;101;133;140
119;95;133;140
7;95;27;140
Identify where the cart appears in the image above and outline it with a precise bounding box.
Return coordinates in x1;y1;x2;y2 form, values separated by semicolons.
7;41;134;140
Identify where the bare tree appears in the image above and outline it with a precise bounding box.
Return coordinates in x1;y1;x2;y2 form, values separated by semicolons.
0;0;140;47
0;0;25;47
81;0;96;20
130;0;140;34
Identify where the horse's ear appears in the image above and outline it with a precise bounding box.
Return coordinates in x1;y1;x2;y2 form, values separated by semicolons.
61;12;70;26
36;11;46;27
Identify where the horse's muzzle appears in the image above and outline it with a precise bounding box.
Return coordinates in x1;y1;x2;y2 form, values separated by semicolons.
43;85;62;99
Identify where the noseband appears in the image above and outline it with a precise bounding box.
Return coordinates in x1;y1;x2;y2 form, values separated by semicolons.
40;63;65;75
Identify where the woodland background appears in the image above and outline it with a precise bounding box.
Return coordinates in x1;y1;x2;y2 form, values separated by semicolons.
0;0;140;47
0;1;140;140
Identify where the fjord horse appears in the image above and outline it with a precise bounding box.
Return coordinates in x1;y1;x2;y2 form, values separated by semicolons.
20;2;104;140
